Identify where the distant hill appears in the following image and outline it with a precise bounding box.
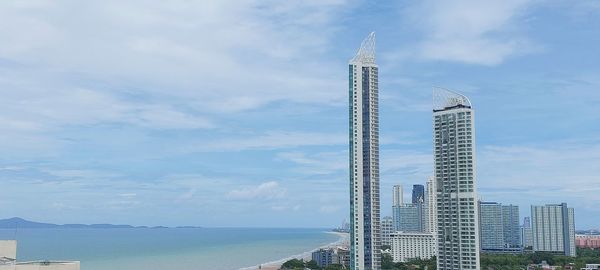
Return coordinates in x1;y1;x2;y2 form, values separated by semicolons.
0;217;201;229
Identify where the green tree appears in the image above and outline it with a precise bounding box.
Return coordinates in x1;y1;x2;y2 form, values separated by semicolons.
306;260;320;270
281;258;305;270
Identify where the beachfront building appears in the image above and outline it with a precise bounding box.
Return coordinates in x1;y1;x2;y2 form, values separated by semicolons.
349;32;381;270
391;232;436;263
0;240;80;270
312;249;334;268
531;203;576;257
433;88;480;270
335;247;351;268
381;216;394;247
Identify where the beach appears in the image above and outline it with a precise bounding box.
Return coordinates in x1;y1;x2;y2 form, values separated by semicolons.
1;228;342;270
240;232;349;270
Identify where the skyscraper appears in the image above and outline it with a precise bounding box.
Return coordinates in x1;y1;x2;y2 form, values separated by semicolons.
425;176;437;237
393;185;403;207
521;217;533;248
531;203;576;257
412;184;425;204
349;32;380;270
433;88;480;270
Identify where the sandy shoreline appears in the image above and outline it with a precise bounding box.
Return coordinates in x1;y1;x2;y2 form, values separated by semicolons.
238;231;349;270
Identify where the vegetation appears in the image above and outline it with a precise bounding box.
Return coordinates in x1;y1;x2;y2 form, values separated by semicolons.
382;253;437;270
480;248;600;270
280;259;345;270
282;248;600;270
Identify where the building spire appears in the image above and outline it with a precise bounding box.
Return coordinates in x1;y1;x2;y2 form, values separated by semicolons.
432;87;472;111
350;32;376;64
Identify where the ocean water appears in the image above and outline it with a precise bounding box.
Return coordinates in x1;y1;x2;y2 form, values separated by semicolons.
0;228;340;270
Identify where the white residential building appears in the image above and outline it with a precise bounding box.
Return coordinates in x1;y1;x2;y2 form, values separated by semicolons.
391;232;436;263
393;185;403;207
425;176;437;236
349;32;381;270
433;88;480;270
381;216;394;247
531;203;576;257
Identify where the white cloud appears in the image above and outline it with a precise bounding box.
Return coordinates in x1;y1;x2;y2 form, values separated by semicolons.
406;0;537;65
277;151;347;174
189;131;346;152
319;205;341;213
226;181;287;200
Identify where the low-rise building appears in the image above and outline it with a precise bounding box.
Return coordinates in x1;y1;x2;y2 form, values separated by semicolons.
581;264;600;270
576;235;600;249
334;247;350;268
312;248;334;268
527;261;560;270
391;232;436;263
0;240;79;270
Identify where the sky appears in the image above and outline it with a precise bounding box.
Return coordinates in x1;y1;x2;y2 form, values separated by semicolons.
0;0;599;228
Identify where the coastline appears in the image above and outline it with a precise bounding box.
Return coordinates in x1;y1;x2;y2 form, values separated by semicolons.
239;231;349;270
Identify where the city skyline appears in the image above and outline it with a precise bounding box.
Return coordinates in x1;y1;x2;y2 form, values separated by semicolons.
0;1;599;228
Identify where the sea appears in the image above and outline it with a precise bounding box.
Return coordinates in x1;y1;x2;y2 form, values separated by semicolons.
0;228;342;270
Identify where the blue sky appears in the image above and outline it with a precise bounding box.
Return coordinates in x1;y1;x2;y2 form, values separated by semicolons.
0;0;599;228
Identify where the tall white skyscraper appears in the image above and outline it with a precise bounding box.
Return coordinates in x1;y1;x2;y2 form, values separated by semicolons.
531;203;576;257
425;176;437;236
393;185;403;207
433;88;480;270
349;32;380;270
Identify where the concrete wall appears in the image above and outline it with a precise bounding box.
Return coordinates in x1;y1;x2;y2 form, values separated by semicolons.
0;240;17;260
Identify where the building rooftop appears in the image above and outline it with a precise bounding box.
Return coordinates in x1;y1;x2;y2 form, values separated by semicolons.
433;87;472;112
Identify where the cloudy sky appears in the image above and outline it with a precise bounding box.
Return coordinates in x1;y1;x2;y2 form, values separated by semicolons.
1;0;599;228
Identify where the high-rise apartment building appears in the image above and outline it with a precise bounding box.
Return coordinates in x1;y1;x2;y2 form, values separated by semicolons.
393;185;403;207
521;217;533;248
478;202;521;253
393;204;424;232
425;176;437;236
479;202;505;251
531;203;576;257
381;216;394;247
502;205;521;249
349;32;381;270
433;88;480;270
412;185;425;204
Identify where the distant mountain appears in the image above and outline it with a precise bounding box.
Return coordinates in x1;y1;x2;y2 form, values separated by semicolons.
0;217;60;228
577;229;600;235
0;217;201;229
